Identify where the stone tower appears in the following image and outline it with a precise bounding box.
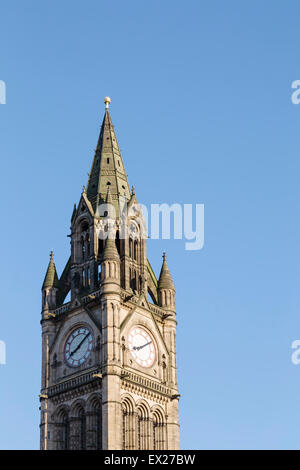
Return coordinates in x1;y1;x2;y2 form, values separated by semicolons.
39;98;180;450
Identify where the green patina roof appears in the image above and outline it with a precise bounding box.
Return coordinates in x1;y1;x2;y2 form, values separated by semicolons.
42;251;60;289
158;252;175;291
86;106;131;216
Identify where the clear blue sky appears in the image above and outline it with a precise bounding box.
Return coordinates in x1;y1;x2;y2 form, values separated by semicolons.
1;0;300;450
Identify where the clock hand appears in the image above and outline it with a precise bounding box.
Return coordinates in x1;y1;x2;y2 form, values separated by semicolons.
133;341;152;351
70;332;90;357
138;341;152;350
75;332;91;353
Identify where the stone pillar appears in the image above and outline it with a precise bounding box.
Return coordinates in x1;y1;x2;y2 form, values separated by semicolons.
101;298;122;449
167;398;180;450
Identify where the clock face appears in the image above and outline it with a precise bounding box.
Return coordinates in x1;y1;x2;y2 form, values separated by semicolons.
128;326;155;368
64;326;93;367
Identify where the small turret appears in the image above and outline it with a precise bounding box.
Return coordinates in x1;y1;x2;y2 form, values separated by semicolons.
158;252;175;311
102;235;120;262
42;251;59;311
101;226;120;293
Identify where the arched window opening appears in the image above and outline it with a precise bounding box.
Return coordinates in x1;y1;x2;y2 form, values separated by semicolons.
129;237;133;258
82;269;86;287
152;410;166;450
54;408;69;450
87;267;90;286
81;221;89;232
137;405;150;450
98;238;104;256
81;237;85;259
98;263;102;282
86;234;90;257
134;240;138;261
122;398;135;450
86;395;102;450
70;404;86;450
116;230;120;255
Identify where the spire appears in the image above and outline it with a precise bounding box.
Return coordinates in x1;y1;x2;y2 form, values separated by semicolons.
42;251;59;289
86;97;131;214
158;252;175;291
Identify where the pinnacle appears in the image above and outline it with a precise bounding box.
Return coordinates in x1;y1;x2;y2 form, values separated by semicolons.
42;251;59;289
158;252;175;291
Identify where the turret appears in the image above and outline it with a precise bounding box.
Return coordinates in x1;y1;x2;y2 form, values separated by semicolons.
101;225;120;294
42;251;59;312
158;252;175;312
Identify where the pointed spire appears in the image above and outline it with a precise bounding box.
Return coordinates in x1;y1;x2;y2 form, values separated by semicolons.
158;252;175;291
86;98;131;214
42;251;59;289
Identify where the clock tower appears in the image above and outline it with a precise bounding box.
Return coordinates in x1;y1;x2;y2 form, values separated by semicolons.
39;98;180;450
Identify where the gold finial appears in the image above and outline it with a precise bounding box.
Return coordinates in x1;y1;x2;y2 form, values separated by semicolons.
104;96;111;109
50;251;54;260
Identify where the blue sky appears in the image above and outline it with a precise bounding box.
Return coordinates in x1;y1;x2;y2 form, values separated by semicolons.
1;0;300;449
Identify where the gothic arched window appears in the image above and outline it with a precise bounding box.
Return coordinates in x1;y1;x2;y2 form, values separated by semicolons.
129;237;133;258
69;402;86;450
81;236;85;259
86;233;90;257
134;240;138;261
137;403;150;450
86;395;102;450
122;397;135;450
54;407;69;450
152;409;167;450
